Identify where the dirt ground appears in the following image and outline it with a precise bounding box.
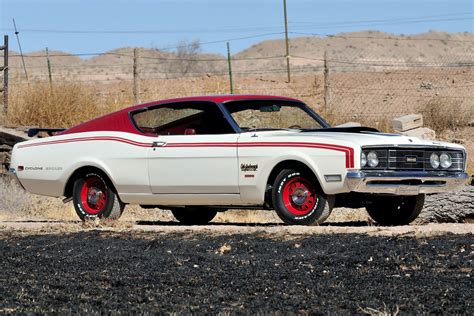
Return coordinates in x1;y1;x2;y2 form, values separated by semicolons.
0;222;472;314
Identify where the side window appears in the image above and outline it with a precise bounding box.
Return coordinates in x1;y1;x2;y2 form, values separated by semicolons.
131;102;235;135
133;107;202;132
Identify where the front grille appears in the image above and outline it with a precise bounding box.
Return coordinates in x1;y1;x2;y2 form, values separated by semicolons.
362;147;464;171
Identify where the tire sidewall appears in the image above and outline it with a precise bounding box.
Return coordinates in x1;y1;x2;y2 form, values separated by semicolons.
273;170;327;225
73;172;116;220
366;194;425;226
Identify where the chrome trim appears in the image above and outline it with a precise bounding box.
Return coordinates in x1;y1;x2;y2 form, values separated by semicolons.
8;167;26;190
346;170;468;195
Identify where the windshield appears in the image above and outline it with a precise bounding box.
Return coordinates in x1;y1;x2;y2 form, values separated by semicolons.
223;100;328;131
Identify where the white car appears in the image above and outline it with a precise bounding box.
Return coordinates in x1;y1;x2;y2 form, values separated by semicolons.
9;95;468;225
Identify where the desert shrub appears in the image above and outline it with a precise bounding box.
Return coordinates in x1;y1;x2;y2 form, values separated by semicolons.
421;98;472;134
7;81;108;128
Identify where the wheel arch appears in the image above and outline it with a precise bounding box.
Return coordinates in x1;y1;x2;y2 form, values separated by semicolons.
63;165;119;199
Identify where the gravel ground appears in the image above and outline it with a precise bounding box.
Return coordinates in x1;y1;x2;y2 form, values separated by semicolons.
0;228;472;314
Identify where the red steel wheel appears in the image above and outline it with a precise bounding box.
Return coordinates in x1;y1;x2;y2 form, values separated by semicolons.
281;176;318;216
272;169;333;225
79;176;108;215
72;172;124;221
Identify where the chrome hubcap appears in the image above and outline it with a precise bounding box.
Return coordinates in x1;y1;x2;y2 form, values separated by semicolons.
291;188;309;206
87;187;103;205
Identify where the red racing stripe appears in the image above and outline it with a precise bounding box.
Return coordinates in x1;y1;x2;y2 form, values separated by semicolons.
18;137;355;168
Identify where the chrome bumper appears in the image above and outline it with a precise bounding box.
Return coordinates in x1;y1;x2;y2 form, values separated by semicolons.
8;167;26;190
346;170;469;195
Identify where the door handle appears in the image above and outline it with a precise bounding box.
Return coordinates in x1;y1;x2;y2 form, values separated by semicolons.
152;141;167;147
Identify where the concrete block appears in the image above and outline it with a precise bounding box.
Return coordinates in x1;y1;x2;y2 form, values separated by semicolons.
336;122;362;128
391;114;423;132
400;127;436;140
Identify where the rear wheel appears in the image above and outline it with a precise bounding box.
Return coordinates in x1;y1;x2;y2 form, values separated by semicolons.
72;172;124;221
366;194;425;226
272;169;333;225
171;207;217;225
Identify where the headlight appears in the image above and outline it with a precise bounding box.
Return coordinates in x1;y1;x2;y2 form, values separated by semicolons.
440;153;452;169
361;152;367;167
430;153;440;169
367;151;379;168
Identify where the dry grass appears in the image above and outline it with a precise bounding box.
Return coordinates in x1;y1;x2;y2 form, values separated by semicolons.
6;82;112;128
421;97;473;134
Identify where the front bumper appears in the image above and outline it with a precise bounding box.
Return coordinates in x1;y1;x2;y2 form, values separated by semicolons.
346;170;468;195
8;167;26;190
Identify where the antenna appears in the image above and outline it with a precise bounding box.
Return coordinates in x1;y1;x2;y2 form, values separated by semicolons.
12;18;29;84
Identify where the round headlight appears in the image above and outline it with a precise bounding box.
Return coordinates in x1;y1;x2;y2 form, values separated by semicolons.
440;153;452;169
430;153;440;169
361;152;367;167
367;151;379;168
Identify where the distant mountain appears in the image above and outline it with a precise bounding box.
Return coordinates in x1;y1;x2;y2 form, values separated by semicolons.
5;30;473;82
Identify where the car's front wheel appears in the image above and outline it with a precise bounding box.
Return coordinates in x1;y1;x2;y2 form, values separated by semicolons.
272;169;333;225
171;207;218;225
365;194;425;226
72;172;124;221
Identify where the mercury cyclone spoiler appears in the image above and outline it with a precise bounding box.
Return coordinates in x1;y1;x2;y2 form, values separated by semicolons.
9;95;468;225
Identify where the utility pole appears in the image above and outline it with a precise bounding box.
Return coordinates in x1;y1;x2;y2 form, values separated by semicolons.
323;50;331;113
133;48;141;104
1;35;8;114
283;0;291;82
12;18;29;84
226;42;234;94
46;47;52;88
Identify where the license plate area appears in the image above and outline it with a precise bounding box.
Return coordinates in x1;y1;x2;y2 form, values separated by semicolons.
396;186;420;195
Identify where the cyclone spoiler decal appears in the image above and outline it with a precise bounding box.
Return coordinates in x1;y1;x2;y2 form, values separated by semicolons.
17;136;355;168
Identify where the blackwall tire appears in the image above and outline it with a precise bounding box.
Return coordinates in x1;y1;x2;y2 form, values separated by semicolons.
272;169;333;225
171;207;217;225
72;172;124;221
366;194;425;226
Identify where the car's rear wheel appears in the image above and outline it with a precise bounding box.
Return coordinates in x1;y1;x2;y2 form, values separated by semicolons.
73;172;124;221
272;169;333;225
365;194;425;226
171;207;217;225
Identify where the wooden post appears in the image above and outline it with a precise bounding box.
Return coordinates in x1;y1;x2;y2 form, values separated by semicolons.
2;35;8;114
323;50;331;113
46;47;52;88
226;42;234;94
283;0;291;83
133;48;141;104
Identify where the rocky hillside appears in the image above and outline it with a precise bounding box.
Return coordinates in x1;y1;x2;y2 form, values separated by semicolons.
4;30;474;81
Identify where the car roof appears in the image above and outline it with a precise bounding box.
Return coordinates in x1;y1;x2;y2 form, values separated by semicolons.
124;94;301;112
61;94;303;136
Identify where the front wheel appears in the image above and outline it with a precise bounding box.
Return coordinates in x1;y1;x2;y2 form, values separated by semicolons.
272;169;333;225
366;194;425;226
72;172;124;221
171;207;218;225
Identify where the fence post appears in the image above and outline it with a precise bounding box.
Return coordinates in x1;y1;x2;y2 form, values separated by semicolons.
1;35;8;114
133;48;141;104
46;47;53;88
226;42;234;94
323;50;331;113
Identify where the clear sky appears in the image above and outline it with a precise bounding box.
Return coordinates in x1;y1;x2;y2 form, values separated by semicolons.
0;0;473;56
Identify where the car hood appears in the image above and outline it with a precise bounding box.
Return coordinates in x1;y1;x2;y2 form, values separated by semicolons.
255;130;465;150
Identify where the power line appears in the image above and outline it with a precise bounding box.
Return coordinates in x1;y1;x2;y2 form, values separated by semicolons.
289;16;474;31
2;12;471;34
289;12;472;26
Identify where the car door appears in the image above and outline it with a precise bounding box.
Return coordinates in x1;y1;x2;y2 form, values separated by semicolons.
149;134;239;194
132;101;239;194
